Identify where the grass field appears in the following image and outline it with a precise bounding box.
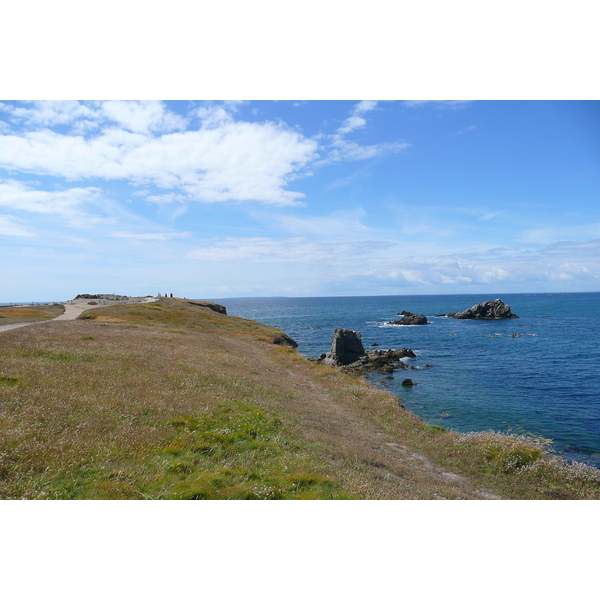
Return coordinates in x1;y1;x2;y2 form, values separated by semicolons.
0;304;64;324
1;298;599;499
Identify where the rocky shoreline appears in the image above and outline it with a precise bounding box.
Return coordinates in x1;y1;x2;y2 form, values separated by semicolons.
309;328;419;375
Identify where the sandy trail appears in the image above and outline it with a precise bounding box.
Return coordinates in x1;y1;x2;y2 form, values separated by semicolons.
0;322;35;333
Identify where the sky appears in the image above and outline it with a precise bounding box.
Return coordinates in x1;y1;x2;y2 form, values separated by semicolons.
1;99;599;301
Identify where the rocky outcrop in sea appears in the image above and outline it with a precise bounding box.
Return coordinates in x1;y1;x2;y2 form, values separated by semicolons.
446;299;519;320
387;312;429;325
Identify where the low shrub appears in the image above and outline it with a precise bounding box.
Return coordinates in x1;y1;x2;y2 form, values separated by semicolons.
78;312;96;320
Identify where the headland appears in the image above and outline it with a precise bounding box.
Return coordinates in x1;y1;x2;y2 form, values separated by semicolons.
1;296;598;499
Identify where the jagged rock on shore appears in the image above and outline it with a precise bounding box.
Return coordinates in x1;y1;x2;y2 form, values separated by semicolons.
272;333;299;348
187;300;227;315
315;328;416;374
320;329;367;366
446;299;519;320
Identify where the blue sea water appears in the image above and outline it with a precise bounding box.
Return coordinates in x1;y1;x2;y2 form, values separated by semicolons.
210;293;600;469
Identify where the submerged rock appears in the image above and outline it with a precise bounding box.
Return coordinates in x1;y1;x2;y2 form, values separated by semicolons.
447;299;519;320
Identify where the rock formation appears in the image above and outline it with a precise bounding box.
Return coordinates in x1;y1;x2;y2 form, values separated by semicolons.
315;329;416;374
187;301;227;315
272;333;298;348
75;294;129;301
320;329;367;366
388;313;428;325
447;299;519;320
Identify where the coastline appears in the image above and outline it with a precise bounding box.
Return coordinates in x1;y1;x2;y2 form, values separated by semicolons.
216;293;600;470
1;297;599;499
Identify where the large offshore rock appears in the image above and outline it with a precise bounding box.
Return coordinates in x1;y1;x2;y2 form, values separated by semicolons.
447;299;519;320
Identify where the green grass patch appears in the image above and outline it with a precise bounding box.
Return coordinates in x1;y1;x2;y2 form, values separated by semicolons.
0;375;21;387
149;402;349;499
422;424;447;434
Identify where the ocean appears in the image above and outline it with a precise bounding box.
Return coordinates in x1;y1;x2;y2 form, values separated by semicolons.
210;293;600;469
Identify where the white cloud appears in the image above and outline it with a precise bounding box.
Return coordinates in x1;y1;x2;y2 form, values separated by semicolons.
186;236;394;263
0;101;411;207
0;121;318;206
197;105;234;128
519;223;600;245
323;100;408;164
0;100;99;128
0;179;103;224
258;208;369;236
111;231;191;241
354;100;378;114
457;125;477;135
337;101;379;135
403;100;471;110
143;193;187;204
0;214;34;237
478;211;502;221
337;115;366;135
101;101;188;133
0;101;188;135
327;139;409;162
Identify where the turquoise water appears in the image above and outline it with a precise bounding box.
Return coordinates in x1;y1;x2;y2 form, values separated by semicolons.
211;293;600;468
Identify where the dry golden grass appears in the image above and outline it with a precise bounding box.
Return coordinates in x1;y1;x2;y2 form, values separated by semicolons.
0;304;64;324
1;298;599;499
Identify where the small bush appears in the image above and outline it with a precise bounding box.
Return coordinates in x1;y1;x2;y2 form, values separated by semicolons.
455;431;549;474
78;312;96;320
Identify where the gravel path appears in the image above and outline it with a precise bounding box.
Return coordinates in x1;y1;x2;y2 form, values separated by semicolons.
0;322;36;333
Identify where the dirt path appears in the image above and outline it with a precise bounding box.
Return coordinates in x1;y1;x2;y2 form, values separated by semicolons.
0;322;36;333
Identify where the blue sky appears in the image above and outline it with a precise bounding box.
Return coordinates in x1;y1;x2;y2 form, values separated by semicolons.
1;100;599;301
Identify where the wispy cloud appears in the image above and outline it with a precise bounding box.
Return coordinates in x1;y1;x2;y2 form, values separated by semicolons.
321;100;409;164
257;208;370;237
186;236;394;263
456;125;477;135
478;211;502;221
111;231;191;242
0;179;106;226
519;223;600;245
0;214;34;237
